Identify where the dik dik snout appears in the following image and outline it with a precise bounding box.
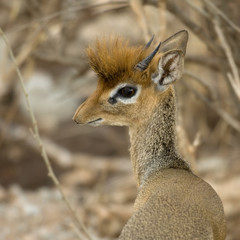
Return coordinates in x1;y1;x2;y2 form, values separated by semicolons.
72;96;104;126
72;101;87;124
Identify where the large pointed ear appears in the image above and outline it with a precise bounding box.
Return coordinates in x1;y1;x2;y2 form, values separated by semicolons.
160;30;188;56
151;30;188;88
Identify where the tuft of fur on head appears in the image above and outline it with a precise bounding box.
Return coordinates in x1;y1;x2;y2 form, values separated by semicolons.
87;37;156;86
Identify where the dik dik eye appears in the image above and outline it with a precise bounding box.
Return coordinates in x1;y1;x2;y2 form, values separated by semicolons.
118;86;137;98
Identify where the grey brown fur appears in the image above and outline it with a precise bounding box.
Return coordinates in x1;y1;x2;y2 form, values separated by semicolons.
122;86;226;239
120;169;226;239
129;87;189;185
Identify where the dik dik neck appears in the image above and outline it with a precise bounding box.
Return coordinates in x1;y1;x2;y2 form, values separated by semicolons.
129;87;189;186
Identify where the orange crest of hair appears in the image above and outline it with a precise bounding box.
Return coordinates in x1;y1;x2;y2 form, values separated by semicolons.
86;36;154;84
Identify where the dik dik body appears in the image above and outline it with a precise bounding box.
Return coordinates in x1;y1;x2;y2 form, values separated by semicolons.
73;31;226;239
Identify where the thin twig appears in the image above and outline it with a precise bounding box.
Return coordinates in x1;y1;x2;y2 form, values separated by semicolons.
3;23;44;81
157;0;167;39
185;55;222;71
70;223;86;240
202;0;240;33
183;70;217;100
184;0;210;18
166;0;218;54
91;2;128;15
183;81;240;132
214;18;240;100
0;28;93;240
6;0;128;34
227;73;240;100
129;0;151;42
184;70;212;92
33;50;87;68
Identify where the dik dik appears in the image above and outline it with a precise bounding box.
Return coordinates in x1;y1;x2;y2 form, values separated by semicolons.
73;31;226;239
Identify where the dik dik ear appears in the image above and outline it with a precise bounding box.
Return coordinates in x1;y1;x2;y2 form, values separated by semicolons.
151;30;188;88
159;30;188;56
152;50;184;87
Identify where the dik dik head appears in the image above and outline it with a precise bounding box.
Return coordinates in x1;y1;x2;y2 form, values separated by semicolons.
73;30;188;127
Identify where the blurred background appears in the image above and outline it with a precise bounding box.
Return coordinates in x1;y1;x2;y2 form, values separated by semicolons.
0;0;240;239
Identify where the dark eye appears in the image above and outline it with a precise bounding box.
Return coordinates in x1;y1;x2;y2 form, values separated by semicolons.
118;86;136;98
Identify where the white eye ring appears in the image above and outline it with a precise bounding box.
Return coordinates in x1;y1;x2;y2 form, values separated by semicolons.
109;83;141;104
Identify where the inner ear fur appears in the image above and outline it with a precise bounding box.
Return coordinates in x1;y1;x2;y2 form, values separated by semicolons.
152;50;184;86
151;30;188;88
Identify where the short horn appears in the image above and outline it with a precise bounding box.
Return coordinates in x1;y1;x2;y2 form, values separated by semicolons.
144;35;154;49
135;42;161;71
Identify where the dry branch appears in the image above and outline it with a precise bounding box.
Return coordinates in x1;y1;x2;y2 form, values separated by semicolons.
183;0;209;18
0;28;93;240
185;55;222;71
3;25;43;82
156;0;167;39
129;0;151;42
184;70;214;96
166;0;218;54
183;80;240;132
6;0;128;34
202;0;240;33
214;18;240;100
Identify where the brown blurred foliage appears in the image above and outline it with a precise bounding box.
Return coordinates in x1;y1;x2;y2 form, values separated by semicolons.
0;0;240;239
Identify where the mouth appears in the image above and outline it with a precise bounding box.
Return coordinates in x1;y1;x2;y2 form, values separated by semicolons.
87;118;103;126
